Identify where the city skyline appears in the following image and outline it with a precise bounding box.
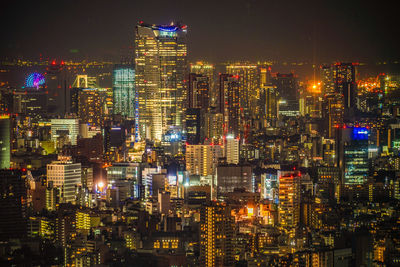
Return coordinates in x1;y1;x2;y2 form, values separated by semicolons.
1;3;400;266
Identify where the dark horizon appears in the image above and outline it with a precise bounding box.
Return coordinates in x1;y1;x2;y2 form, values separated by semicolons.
2;0;400;63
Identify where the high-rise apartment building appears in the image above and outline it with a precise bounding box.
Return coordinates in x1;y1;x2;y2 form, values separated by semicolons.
278;170;301;228
199;202;234;267
78;89;103;126
226;136;239;164
226;64;259;119
47;161;82;203
135;22;187;141
112;65;136;118
186;144;223;177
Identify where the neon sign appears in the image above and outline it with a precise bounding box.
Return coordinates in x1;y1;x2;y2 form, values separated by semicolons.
352;127;369;140
26;72;45;89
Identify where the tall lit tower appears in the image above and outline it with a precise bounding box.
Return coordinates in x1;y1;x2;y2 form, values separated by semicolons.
112;65;136;118
226;64;259;119
333;63;357;114
190;62;216;108
135;22;187;141
200;202;234;267
321;65;335;95
337;126;369;185
322;63;357;137
187;73;210;111
278;171;301;228
218;74;241;138
78;89;103;126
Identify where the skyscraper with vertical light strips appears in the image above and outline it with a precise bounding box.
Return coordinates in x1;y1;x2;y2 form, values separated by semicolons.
112;65;135;118
135;22;187;141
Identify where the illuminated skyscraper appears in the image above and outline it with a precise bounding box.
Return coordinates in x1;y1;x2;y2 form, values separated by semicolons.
187;73;210;111
259;85;278;125
273;73;300;117
218;74;241;137
78;89;103;126
321;65;335;95
333;63;357;115
338;127;369;185
324;94;344;138
200;202;234;267
322;63;357;137
204;112;224;141
186;73;210;144
278;170;301;228
135;22;187;141
226;64;259;119
0;115;10;169
112;65;136;118
190;62;215;105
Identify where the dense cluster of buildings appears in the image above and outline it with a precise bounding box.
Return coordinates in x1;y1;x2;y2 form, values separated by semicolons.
1;22;400;266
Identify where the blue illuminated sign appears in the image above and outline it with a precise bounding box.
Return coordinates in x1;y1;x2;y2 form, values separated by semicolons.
158;26;178;32
352;127;369;140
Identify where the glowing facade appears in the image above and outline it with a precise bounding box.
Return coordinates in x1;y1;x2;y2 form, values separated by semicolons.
219;74;241;137
185;144;223;177
135;22;187;141
226;64;259;119
226;136;239;164
112;66;136;118
200;202;234;267
278;171;300;228
343;127;369;185
190;62;215;105
50;118;79;146
46;161;81;204
78;89;103;126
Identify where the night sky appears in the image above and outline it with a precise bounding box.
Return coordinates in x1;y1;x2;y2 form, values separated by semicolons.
1;0;399;63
